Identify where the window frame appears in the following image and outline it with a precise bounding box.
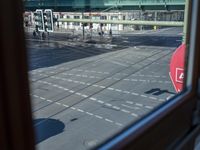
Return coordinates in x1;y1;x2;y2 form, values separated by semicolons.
0;0;35;150
0;0;200;150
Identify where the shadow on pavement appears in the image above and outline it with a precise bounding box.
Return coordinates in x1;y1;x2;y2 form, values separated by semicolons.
145;88;176;96
27;31;181;71
34;118;65;144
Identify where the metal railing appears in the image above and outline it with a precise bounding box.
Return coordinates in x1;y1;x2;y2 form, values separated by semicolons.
58;18;184;27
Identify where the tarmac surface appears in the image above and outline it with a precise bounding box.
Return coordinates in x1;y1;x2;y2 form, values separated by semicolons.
27;27;182;150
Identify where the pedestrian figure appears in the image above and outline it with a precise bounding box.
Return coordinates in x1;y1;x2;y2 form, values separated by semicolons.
33;30;36;37
109;28;112;37
42;32;46;40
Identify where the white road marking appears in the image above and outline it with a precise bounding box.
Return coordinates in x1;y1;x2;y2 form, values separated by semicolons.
121;104;138;110
77;109;84;112
95;115;103;119
97;100;104;104
121;109;130;113
56;102;61;105
131;113;139;117
86;112;94;116
90;97;97;101
105;119;113;123
63;104;69;108
38;79;163;105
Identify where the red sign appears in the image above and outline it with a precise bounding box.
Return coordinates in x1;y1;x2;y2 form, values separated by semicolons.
169;43;186;93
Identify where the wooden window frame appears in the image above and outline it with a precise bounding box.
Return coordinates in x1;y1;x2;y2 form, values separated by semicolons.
0;0;200;150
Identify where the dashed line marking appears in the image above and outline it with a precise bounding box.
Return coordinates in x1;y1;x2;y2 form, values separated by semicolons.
112;106;120;110
141;95;147;98
123;91;130;94
95;115;103;119
108;87;114;90
115;123;123;126
32;95;123;126
126;101;133;104
86;112;94;116
38;79;162;104
63;104;69;108
71;107;76;110
131;92;139;96
35;71;169;84
33;95;39;98
105;119;113;123
131;113;139;117
116;89;122;92
105;103;112;107
82;94;88;98
69;90;75;93
97;100;104;104
90;97;97;101
136;103;143;107
121;104;138;110
145;106;153;109
47;99;53;102
77;109;84;112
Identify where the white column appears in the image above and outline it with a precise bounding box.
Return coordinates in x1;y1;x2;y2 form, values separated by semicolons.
63;15;67;29
118;13;123;31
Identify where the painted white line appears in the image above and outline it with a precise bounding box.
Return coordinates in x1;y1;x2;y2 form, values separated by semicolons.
71;107;76;110
115;123;123;126
90;97;97;101
116;89;122;92
47;99;52;102
97;100;104;104
63;88;69;91
33;95;39;98
77;109;84;113
86;112;94;116
149;97;157;100
100;86;106;88
132;92;139;96
105;119;113;123
124;79;130;81
108;87;114;90
159;99;165;102
131;113;139;117
82;94;88;98
105;103;112;107
63;104;69;108
121;104;138;110
112;106;120;110
121;109;130;113
136;103;143;107
56;102;61;105
95;115;103;119
145;106;153;109
126;101;133;104
123;91;130;94
141;95;147;98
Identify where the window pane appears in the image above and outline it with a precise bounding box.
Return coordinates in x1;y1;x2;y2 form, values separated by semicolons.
23;0;188;149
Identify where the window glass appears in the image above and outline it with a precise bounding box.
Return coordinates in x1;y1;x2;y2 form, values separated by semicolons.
23;0;188;149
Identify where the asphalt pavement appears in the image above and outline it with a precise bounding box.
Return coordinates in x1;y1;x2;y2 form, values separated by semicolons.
27;27;183;150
